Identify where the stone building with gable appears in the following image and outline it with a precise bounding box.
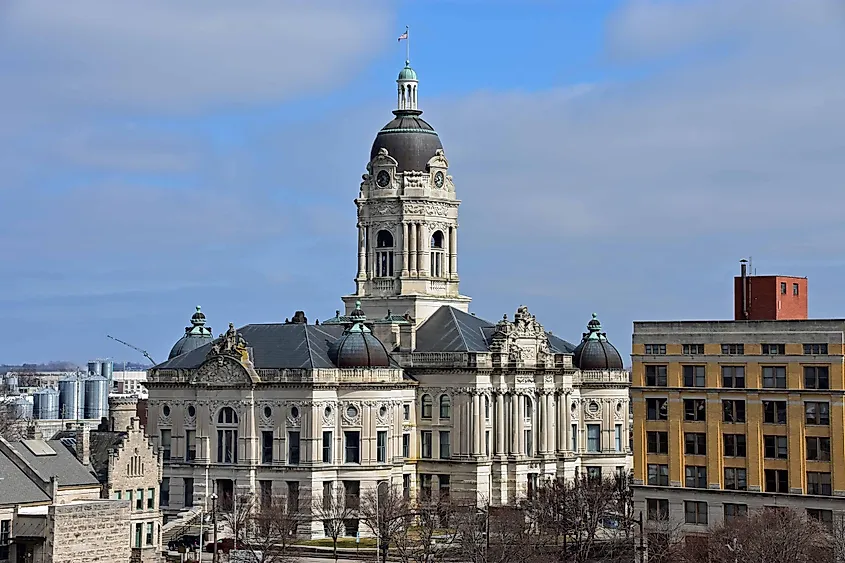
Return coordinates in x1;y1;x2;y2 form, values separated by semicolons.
145;59;631;537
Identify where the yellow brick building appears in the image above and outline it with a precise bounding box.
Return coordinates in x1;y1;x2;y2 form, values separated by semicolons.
631;320;845;530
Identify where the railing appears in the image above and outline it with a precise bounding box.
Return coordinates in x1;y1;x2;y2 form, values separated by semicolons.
575;370;631;385
372;279;395;293
429;280;447;293
408;352;468;368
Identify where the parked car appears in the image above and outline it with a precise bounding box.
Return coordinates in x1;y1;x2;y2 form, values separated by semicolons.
204;538;245;553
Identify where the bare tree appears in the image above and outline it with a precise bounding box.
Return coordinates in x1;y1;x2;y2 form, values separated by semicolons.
246;494;307;563
830;513;845;563
0;397;26;441
641;518;688;563
392;497;461;563
455;501;539;563
221;493;256;548
359;483;412;563
311;483;356;562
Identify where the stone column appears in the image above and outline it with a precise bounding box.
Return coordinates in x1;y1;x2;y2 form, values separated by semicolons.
401;223;409;276
409;223;417;277
538;394;546;454
508;393;517;455
472;392;481;456
418;223;429;277
517;395;525;456
495;393;505;455
449;226;457;279
357;225;366;279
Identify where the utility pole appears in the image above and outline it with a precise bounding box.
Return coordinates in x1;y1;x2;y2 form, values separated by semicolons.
211;493;219;563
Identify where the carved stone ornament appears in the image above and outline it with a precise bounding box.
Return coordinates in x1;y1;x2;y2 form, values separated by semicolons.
403;201;451;217
508;344;524;364
614;400;626;421
570;401;580;420
584;400;602;420
342;402;362;426
207;323;251;365
286;404;302;428
184;405;197;428
426;148;449;170
193;356;250;386
158;405;172;427
370;147;398;169
376;403;390;426
371;201;401;216
259;404;273;428
322;403;336;427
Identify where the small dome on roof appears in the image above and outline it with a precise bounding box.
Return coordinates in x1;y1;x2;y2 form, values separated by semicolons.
327;302;390;368
572;313;624;371
169;306;214;359
398;61;417;81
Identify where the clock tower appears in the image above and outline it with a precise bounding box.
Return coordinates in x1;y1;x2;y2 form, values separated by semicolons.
341;60;471;324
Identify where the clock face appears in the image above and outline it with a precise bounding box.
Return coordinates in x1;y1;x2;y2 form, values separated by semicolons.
433;171;445;188
376;170;391;188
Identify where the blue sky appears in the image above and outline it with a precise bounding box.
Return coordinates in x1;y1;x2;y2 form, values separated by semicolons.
0;0;843;365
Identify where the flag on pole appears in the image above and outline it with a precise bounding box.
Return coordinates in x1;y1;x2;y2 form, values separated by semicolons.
398;30;408;42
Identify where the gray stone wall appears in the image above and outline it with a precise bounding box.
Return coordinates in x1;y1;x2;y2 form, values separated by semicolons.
47;500;131;563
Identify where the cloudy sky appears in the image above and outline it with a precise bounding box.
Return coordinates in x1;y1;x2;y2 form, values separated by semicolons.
1;0;843;365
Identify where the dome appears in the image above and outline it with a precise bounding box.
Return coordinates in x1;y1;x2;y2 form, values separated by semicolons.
370;111;443;173
327;302;391;368
398;61;417;81
572;313;624;371
168;306;214;360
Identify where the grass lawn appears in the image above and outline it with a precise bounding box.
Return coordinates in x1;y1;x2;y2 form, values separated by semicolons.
296;537;378;549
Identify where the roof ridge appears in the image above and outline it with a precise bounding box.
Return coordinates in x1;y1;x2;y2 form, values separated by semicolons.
448;307;469;351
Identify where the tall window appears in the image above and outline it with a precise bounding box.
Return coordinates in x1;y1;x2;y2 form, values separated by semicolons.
525;429;533;456
723;400;746;423
430;230;445;277
145;522;154;545
439;431;451;459
216;407;238;463
764;400;787;424
288;431;301;465
647;398;668;420
402;433;410;458
647;431;668;454
287;481;300;512
421;431;432;458
322;431;333;463
804;366;830;389
439;395;451;419
160;478;170;506
645;365;667;386
721;366;745;388
344;431;360;464
377;431;387;463
134;523;143;548
525;397;533;418
615;424;623;452
571;424;578;451
183;478;194;507
160;429;171;461
587;424;601;452
185;430;196;462
684;399;706;421
0;520;9;560
421;395;433;419
683;365;706;387
375;230;394;277
765;469;788;493
261;430;273;464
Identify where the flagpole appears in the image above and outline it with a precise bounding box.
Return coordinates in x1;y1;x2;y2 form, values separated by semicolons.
406;25;410;63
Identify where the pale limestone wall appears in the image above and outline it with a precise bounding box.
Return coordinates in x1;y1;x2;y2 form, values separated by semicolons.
47;500;130;563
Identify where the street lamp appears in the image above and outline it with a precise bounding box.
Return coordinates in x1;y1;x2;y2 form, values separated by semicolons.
374;481;390;563
210;493;219;563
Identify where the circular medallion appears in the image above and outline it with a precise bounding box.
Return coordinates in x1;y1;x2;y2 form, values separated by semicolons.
376;170;391;188
187;405;196;417
433;171;445;188
588;401;600;414
162;404;171;417
290;406;299;419
347;405;359;419
264;406;272;418
324;406;332;418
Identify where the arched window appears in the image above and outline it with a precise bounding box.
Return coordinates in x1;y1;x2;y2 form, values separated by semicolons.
484;396;490;420
217;407;238;463
376;230;394;277
421;395;433;419
430;231;445;278
439;395;451;419
525;397;533;418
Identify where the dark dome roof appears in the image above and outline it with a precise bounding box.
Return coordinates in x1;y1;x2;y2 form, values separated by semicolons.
169;306;214;360
327;302;390;368
572;314;624;371
370;110;443;172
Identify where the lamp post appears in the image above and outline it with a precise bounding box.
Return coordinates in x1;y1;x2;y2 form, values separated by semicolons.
374;481;389;563
210;493;219;563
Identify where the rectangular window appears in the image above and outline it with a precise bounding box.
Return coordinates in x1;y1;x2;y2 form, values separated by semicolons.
343;480;360;509
344;431;360;464
721;366;745;388
647;431;669;454
647;398;668;421
684;399;706;421
377;431;387;463
288;431;301;465
647;464;669;486
322;431;333;463
439;474;451;501
160;478;170;506
780;282;787;294
217;429;238;463
806;437;831;461
793;283;800;296
571;424;578;451
724;503;748;522
724;468;747;491
804;343;828;355
185;430;196;462
721;344;744;355
134;523;143;548
645;344;667;355
764;469;789;493
421;431;432;458
403;404;410;421
804;366;830;389
147;488;155;510
684;466;707;488
762;344;785;355
160;429;171;461
764;400;787;424
683;365;706;387
145;522;154;546
684;501;708;525
723;400;746;423
587;424;601;452
807;472;832;496
485;430;491;456
586;466;602;481
805;402;830;425
684;433;707;455
615;424;623;452
402;433;410;458
764;435;788;459
762;366;787;388
683;344;704;355
420;474;432;501
646;499;669;521
261;430;273;464
0;519;9;560
645;365;668;386
524;429;533;456
723;434;746;457
287;481;300;512
115;490;122;500
402;474;411;500
183;478;193;507
136;489;143;510
807;509;833;528
260;481;272;509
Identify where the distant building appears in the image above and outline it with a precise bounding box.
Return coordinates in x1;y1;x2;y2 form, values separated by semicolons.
632;263;844;537
111;370;149;397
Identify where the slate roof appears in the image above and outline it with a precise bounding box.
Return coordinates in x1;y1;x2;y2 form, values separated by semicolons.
415;306;576;354
0;448;50;505
10;439;99;487
53;431;127;483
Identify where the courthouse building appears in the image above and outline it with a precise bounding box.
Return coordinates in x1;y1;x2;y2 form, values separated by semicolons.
146;60;632;536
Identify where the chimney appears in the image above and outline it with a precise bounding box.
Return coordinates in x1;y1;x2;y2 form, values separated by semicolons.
740;259;749;320
50;476;59;501
75;424;90;466
26;423;42;440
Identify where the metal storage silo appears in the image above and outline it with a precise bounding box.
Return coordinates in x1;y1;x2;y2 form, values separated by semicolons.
5;375;18;393
100;360;113;390
33;388;60;419
11;396;33;420
83;377;108;420
59;377;85;420
87;361;101;376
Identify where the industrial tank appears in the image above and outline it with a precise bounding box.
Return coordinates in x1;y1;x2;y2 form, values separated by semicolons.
58;377;85;420
83;377;108;420
100;360;113;387
4;375;19;393
10;396;33;420
33;388;60;419
87;361;101;376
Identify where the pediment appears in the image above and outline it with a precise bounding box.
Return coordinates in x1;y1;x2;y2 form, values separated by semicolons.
426;149;448;170
371;147;399;169
192;356;258;386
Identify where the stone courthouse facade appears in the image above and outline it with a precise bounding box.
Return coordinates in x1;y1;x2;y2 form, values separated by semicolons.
146;60;632;536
